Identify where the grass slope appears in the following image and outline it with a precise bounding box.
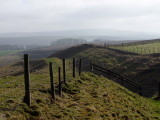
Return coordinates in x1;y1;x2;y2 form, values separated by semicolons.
0;72;159;120
50;44;160;97
111;40;160;55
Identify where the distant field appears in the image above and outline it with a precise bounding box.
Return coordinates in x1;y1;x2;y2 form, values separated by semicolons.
111;41;160;54
0;50;22;66
0;50;21;56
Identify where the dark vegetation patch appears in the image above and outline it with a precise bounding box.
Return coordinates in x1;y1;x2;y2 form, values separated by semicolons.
49;44;94;59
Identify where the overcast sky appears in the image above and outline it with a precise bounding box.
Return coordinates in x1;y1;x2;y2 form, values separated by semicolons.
0;0;160;33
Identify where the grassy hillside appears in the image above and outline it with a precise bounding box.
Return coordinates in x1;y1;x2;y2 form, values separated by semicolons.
111;40;160;55
0;44;160;119
50;44;160;97
0;72;159;120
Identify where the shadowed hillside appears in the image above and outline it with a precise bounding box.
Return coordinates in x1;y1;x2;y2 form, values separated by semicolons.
49;44;160;97
49;44;93;58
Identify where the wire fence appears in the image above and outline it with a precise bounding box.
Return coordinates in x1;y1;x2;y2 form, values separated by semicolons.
90;62;160;98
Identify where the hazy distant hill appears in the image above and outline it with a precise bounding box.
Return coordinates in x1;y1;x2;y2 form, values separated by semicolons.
51;38;86;46
0;29;159;39
0;29;159;47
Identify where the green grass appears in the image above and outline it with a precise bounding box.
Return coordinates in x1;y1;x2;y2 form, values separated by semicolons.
111;42;160;54
0;46;160;119
0;72;159;120
0;50;21;57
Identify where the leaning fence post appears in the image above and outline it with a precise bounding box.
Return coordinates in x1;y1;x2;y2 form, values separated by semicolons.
79;58;82;76
58;67;62;97
73;58;76;78
49;62;55;103
23;54;31;106
63;59;66;84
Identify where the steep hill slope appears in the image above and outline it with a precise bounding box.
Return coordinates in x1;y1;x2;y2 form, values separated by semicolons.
1;72;159;120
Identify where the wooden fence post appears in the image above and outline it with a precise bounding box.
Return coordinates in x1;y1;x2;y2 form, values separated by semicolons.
90;60;93;72
159;82;160;97
139;87;142;96
79;58;82;76
49;62;55;103
58;67;62;97
121;78;124;85
90;60;92;68
63;59;66;84
23;54;31;106
73;58;76;78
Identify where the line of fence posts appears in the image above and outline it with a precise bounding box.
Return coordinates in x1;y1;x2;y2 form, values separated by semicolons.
23;54;160;107
23;55;84;106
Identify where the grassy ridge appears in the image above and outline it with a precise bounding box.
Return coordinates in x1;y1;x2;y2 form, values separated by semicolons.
0;72;159;120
